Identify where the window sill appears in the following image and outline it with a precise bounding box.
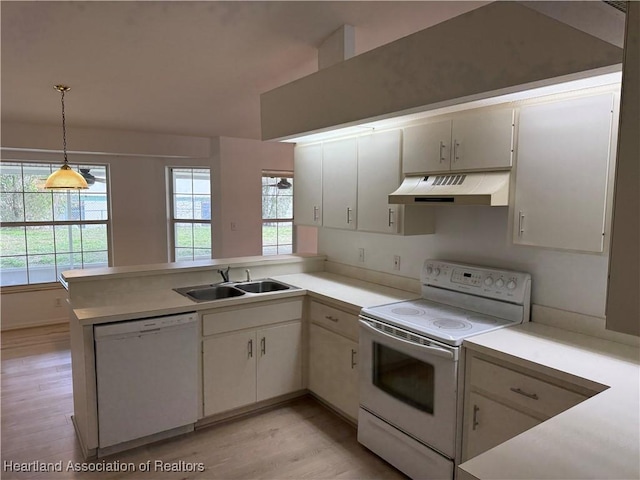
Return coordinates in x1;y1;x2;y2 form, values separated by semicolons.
0;283;66;295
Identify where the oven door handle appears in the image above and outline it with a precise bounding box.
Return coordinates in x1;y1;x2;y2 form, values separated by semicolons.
359;320;455;360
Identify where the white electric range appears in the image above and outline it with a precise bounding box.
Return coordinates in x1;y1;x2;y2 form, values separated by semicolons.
358;259;531;480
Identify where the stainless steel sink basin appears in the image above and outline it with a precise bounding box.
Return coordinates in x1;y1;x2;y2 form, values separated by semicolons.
234;279;294;294
173;284;246;302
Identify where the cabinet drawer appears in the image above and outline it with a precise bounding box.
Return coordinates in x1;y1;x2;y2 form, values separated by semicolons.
309;301;358;340
469;358;588;418
202;299;303;336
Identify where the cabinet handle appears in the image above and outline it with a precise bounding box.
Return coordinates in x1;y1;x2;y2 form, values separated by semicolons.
261;337;266;356
453;140;460;162
325;315;339;323
388;208;395;227
313;206;319;222
510;387;539;400
518;211;525;237
248;339;253;358
472;404;480;430
346;207;353;224
439;141;446;162
351;349;357;369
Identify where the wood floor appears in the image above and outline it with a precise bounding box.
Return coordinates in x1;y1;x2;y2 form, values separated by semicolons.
1;324;406;480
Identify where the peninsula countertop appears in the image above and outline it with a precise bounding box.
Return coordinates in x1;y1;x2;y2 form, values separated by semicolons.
459;322;640;480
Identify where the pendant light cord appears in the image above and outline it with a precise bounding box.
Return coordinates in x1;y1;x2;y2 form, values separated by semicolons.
60;88;68;165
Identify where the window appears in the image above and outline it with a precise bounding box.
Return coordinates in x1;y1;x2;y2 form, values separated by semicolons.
170;167;211;261
262;173;293;255
0;162;110;287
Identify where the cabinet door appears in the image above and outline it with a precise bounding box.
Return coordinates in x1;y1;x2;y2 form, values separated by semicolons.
403;120;452;174
322;137;358;230
309;323;359;420
513;94;614;252
293;143;323;226
357;130;402;233
256;322;303;402
203;331;256;416
463;391;539;461
451;108;514;171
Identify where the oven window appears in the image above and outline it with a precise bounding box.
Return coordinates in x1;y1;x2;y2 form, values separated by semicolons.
372;342;435;414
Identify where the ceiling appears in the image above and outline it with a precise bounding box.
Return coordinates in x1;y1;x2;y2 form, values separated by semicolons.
1;1;488;140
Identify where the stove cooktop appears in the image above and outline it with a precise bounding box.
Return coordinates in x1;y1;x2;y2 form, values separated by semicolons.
360;298;515;346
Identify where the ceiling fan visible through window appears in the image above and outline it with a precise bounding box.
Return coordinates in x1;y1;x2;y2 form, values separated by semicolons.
79;168;106;185
265;177;292;190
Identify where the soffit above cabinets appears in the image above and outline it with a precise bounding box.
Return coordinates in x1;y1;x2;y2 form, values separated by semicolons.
260;1;623;141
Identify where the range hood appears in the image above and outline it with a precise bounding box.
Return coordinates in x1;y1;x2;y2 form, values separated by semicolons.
389;172;510;206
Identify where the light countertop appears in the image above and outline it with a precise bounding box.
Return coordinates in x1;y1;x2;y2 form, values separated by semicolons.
459;322;640;480
72;272;417;325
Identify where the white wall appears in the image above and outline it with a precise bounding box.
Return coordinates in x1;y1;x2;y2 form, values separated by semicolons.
318;206;609;318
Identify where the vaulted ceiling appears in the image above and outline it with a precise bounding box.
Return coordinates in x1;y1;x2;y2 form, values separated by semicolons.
1;1;488;140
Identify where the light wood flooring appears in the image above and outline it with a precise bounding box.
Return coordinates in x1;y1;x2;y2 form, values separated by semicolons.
1;324;406;480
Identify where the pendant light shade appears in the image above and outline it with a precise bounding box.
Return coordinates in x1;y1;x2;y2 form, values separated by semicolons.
44;85;88;190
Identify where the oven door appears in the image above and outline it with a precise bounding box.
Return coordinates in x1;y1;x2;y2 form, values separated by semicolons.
359;317;458;459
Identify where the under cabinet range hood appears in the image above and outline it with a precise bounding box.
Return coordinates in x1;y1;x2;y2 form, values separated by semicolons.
388;172;510;206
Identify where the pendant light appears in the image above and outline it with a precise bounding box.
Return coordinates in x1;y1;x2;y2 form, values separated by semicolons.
44;85;88;189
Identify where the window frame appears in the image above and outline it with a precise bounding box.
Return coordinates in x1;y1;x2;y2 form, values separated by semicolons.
261;171;295;256
0;160;112;289
168;166;212;262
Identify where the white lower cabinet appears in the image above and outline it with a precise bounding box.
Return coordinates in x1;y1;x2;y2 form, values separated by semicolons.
309;323;359;420
463;391;539;461
307;300;359;421
462;351;596;462
201;299;303;417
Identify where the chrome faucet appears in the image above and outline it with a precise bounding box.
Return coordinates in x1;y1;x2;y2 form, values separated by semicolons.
245;269;251;282
217;266;230;283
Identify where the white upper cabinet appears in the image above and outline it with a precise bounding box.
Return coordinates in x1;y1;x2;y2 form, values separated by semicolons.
293;143;323;227
403;108;514;174
513;93;616;252
403;119;452;173
322;137;358;230
357;130;402;234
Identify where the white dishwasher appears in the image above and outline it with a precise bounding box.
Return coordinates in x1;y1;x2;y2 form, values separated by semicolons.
94;312;198;451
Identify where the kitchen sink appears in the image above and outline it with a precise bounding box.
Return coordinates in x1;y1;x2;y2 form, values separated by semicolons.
173;284;246;302
234;279;295;293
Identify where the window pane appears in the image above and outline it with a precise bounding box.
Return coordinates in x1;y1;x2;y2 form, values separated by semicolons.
26;226;54;255
277;244;293;255
22;164;52;192
277;196;293;219
0;163;24;192
53;191;81;221
0;227;26;256
193;195;211;220
277;222;293;245
28;254;57;283
262;196;277;219
81;224;108;252
80;193;109;221
0;193;25;222
262;222;277;246
192;224;211;249
175;223;194;248
193;248;211;260
83;250;108;268
56;252;83;275
262;246;278;256
192;170;210;195
173;169;194;194
54;225;82;253
0;256;27;286
24;192;53;222
175;247;195;261
174;195;194;219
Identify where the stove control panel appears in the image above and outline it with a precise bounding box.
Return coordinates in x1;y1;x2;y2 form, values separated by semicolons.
421;260;531;304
